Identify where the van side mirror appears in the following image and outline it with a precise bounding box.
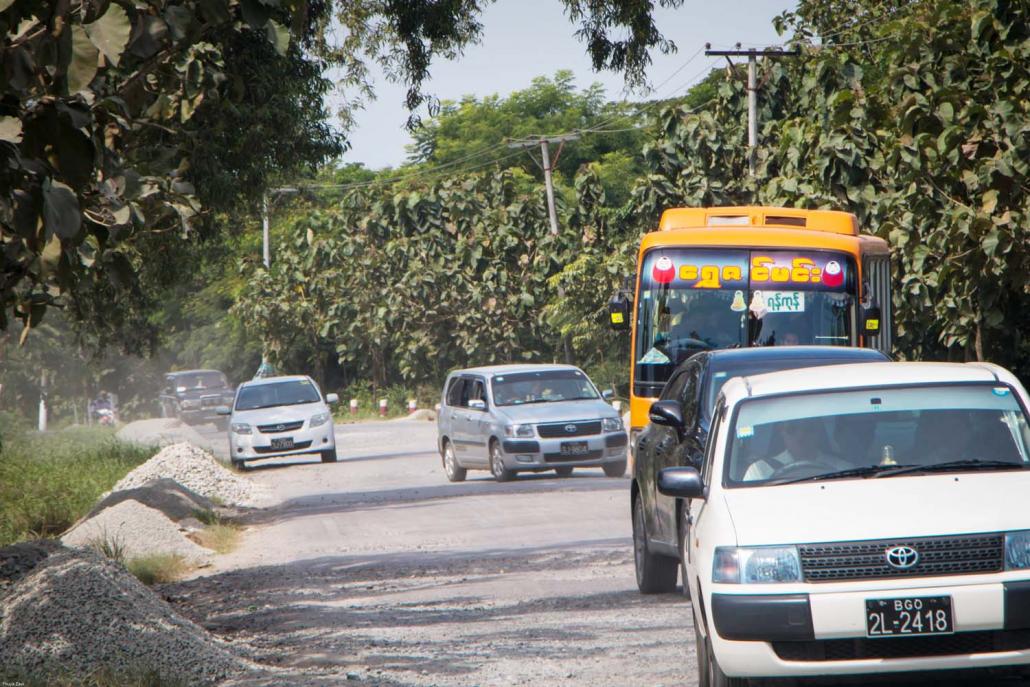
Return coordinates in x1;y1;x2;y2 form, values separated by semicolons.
468;399;487;410
602;389;615;401
215;405;231;416
649;400;684;431
658;467;705;499
608;290;631;331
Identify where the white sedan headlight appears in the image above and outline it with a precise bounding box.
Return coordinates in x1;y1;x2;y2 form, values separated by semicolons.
1006;531;1030;570
601;416;623;432
309;411;332;428
504;424;535;438
713;546;802;584
230;422;253;435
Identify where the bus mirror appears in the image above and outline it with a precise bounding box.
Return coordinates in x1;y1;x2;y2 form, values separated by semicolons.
608;291;631;331
861;303;882;334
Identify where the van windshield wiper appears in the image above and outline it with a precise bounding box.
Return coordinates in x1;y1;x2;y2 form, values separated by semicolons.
874;459;1026;478
774;464;918;485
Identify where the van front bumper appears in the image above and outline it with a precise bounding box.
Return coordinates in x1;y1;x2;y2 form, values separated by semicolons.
709;579;1030;678
499;432;627;469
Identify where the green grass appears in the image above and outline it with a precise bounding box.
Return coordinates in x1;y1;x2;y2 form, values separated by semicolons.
126;553;189;585
3;663;189;686
0;427;155;546
194;522;240;554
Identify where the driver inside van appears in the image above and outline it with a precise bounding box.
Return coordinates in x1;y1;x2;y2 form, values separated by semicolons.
744;417;849;481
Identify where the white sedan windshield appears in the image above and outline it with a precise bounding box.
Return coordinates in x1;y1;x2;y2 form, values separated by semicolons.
726;384;1030;486
236;380;320;411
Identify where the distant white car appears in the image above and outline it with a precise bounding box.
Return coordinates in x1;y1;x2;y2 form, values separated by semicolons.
657;361;1030;685
219;375;338;468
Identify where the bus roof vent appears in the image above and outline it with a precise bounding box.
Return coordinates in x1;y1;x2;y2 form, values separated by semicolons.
764;215;807;227
707;215;751;226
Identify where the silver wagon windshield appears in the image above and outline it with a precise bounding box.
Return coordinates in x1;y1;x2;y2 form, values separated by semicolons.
726;384;1030;486
492;370;598;406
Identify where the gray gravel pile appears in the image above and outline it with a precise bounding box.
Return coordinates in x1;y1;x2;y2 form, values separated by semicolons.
111;442;272;507
85;477;217;523
62;500;213;564
0;544;250;685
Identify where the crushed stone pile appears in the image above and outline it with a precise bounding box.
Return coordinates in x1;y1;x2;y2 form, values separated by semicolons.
112;442;273;508
116;417;211;448
85;477;217;523
62;500;213;564
0;543;251;685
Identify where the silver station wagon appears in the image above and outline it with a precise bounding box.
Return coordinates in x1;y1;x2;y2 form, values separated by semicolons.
437;364;628;482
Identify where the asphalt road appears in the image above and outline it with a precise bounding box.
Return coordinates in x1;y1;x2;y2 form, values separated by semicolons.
164;420;1027;686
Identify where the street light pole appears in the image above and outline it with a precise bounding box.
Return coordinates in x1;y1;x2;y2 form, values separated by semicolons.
256;186;299;378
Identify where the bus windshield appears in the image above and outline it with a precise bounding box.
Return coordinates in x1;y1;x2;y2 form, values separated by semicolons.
634;249;855;394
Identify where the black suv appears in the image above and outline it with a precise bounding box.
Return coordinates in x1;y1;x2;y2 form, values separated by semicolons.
631;346;889;594
159;369;235;429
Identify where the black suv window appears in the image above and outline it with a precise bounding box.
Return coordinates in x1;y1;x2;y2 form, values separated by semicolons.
680;364;701;428
661;370;687;401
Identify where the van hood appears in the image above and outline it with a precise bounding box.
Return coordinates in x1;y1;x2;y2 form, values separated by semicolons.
495;399;619;424
722;471;1030;546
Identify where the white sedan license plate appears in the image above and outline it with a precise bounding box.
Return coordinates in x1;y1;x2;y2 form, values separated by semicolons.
866;596;953;637
270;437;295;450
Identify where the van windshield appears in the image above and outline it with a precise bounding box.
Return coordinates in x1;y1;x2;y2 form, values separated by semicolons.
236;380;321;410
492;370;598;406
725;384;1030;486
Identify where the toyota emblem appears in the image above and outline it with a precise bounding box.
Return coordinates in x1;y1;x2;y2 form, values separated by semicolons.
885;545;920;570
565;424;578;433
275;424;285;432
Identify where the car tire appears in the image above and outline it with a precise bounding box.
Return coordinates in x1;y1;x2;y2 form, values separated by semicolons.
632;494;678;593
443;441;467;482
679;503;691;600
321;448;338;463
695;621;712;687
489;440;514;482
231;458;246;471
554;466;573;477
705;632;748;687
603;459;627;477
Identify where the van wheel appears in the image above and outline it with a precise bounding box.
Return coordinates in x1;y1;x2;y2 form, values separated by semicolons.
632;495;678;593
698;623;748;687
489;440;514;482
443;441;466;482
554;466;573;477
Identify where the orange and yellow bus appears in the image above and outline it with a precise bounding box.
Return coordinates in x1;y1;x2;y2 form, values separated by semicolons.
609;206;892;446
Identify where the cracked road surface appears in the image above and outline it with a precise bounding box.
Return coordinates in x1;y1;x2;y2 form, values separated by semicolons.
166;420;1026;686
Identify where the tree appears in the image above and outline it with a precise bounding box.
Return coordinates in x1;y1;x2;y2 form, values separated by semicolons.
1;0;688;347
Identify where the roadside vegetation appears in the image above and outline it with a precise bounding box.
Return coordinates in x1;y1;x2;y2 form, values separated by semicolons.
125;554;191;586
0;427;154;547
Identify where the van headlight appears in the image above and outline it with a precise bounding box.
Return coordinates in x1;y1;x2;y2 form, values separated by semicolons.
1006;531;1030;570
180;399;200;410
504;424;534;438
309;411;331;428
602;417;623;432
713;546;802;584
230;422;253;435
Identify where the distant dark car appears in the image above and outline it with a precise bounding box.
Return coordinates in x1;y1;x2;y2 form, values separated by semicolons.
631;345;890;594
159;369;235;429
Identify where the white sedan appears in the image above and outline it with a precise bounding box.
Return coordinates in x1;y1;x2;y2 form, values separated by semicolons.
219;375;338;468
657;361;1030;686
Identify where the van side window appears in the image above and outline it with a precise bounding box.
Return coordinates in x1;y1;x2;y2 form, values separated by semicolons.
446;377;466;407
468;379;487;409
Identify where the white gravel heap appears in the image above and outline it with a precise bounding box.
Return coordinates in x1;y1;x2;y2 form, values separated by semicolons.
0;543;250;685
112;442;272;507
62;500;212;565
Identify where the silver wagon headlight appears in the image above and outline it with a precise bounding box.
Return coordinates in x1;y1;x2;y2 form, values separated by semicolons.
504;424;535;438
601;416;624;432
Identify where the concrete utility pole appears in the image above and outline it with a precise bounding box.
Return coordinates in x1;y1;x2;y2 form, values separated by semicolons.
508;134;579;234
704;44;800;177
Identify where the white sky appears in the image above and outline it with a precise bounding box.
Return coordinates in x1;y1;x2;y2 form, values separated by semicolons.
333;0;795;170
